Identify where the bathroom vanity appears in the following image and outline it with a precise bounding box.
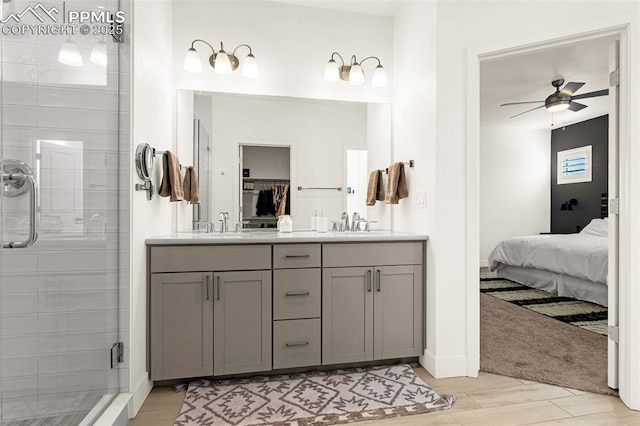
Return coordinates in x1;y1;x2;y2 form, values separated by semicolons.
146;231;427;381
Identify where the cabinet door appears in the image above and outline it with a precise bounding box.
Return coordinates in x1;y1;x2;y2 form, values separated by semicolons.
322;267;374;365
150;272;213;380
214;270;272;375
373;265;423;360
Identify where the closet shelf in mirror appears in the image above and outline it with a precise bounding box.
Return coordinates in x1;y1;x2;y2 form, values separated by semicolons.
243;177;290;182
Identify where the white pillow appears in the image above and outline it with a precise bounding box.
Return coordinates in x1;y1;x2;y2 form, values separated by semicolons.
580;218;608;237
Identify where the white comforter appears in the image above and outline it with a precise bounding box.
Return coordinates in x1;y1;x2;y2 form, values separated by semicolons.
488;234;608;285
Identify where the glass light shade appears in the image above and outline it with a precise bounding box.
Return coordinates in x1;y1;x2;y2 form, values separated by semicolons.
547;102;570;112
348;63;365;85
214;50;232;75
89;41;107;67
242;53;259;78
58;39;84;67
371;65;387;87
183;47;202;73
324;59;339;82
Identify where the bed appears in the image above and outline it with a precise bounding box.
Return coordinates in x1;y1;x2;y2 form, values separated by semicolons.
488;218;609;307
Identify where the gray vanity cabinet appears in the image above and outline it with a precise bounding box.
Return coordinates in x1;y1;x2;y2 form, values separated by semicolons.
150;272;213;380
373;265;423;360
322;243;424;365
322;267;374;364
213;270;272;375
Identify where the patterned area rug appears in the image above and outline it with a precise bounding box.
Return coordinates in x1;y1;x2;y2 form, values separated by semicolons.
480;278;608;336
174;364;455;425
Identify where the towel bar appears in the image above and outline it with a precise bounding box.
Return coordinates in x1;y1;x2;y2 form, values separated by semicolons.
384;159;414;174
297;186;342;191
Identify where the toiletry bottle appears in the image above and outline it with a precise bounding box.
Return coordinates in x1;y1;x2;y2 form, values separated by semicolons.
316;210;328;233
311;210;318;231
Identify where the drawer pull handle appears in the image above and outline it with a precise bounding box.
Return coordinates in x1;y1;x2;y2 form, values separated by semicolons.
286;341;310;347
285;254;311;258
285;292;310;297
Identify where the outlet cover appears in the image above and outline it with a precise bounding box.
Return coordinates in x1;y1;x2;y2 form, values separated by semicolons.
414;190;426;208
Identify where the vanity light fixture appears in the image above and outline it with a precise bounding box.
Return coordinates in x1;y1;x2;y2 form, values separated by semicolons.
183;39;259;78
58;38;84;67
323;52;387;87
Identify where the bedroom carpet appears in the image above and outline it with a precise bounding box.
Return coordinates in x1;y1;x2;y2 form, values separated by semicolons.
480;278;608;335
480;292;616;396
174;364;455;425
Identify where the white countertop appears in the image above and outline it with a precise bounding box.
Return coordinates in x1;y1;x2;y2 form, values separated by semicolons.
146;230;428;245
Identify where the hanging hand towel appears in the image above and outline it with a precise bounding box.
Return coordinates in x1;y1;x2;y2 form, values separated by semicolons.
182;166;200;204
159;151;184;202
385;162;408;204
366;169;385;206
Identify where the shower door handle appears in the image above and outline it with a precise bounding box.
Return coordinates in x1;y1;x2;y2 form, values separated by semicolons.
2;172;39;249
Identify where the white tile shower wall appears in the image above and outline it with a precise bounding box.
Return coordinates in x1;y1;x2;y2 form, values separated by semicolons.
0;0;131;420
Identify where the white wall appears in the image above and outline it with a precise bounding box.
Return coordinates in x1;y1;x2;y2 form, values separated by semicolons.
366;103;393;230
480;127;551;266
392;1;439;371
207;93;367;227
172;0;393;104
130;0;174;416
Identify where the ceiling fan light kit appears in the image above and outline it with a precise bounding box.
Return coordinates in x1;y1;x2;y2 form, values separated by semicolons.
501;78;608;119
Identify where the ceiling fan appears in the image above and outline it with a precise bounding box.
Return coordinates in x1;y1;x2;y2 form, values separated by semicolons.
500;79;609;118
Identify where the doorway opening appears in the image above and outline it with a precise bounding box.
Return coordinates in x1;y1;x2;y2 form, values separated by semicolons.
469;28;626;397
238;143;292;229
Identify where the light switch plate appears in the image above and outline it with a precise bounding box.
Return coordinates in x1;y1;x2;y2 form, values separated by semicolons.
414;190;426;208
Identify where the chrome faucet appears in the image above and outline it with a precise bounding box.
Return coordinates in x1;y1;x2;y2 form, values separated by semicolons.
340;212;350;232
351;212;362;231
218;212;229;233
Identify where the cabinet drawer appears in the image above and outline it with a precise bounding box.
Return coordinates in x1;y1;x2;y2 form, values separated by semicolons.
322;242;423;267
273;319;321;369
149;245;271;273
273;269;321;320
273;244;321;269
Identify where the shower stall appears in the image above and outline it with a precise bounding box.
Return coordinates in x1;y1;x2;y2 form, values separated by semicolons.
0;0;130;423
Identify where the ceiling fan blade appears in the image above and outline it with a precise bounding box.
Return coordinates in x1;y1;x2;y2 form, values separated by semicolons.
510;104;546;119
568;101;588;112
560;82;585;96
500;100;544;106
572;89;609;100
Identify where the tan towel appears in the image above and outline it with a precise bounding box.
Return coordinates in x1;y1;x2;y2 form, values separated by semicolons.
182;166;200;204
366;170;385;206
385;162;408;204
159;151;184;202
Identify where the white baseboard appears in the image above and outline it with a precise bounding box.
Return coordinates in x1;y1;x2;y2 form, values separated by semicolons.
479;260;489;268
128;373;153;418
94;393;132;426
420;349;469;378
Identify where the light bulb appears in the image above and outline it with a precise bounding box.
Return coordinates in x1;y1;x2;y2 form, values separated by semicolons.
242;53;259;78
183;47;202;73
89;41;107;67
214;50;232;75
371;65;387;87
348;63;365;85
58;39;84;67
324;59;339;82
547;102;570;112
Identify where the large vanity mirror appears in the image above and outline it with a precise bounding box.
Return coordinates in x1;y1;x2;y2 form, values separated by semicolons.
176;90;392;231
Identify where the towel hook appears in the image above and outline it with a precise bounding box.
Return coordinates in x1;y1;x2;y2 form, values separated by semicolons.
384;160;414;174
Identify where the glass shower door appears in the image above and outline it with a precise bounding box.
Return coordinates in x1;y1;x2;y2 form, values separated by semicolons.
0;0;129;423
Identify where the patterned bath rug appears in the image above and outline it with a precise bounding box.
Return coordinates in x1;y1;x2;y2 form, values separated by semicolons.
480;278;608;336
174;364;455;425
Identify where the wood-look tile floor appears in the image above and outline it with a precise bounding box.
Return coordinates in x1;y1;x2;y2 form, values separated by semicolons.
129;368;639;425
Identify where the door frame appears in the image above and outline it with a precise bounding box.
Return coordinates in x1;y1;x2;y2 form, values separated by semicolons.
465;16;638;408
235;139;297;226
